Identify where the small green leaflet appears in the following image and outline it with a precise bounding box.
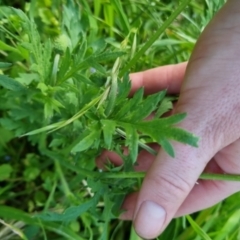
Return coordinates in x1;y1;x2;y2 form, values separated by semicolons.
73;39;87;65
58;48;72;82
159;139;175;157
44;98;65;119
119;123;138;163
0;75;26;91
115;74;131;102
71;129;101;153
155;96;175;118
101;119;116;149
73;73;96;86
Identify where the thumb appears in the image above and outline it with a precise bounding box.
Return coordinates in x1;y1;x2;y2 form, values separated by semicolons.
133;125;214;239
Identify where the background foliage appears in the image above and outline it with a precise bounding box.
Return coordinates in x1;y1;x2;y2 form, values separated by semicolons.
1;0;239;240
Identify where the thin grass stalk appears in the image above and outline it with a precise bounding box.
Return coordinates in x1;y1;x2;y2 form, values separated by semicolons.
119;0;192;77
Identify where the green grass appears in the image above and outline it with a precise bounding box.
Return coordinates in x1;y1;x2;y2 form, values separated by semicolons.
1;0;239;240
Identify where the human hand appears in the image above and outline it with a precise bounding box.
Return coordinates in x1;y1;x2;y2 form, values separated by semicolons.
99;0;240;238
131;1;240;238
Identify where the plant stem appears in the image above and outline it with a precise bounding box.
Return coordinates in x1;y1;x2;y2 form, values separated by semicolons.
44;176;57;212
119;0;192;77
199;173;240;181
59;160;240;182
54;159;74;199
98;171;240;182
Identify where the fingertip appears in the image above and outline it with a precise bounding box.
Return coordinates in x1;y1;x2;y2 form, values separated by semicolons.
132;142;209;239
134;201;166;239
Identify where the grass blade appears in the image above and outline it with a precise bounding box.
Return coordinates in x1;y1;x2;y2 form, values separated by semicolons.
111;0;131;34
213;209;240;240
186;215;212;240
119;0;192;76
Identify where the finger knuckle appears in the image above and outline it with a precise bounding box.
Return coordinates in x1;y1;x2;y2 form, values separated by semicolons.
148;172;192;201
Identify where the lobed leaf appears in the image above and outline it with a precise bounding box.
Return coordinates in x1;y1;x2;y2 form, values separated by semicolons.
136;117;199;149
114;88;144;120
126;90;166;122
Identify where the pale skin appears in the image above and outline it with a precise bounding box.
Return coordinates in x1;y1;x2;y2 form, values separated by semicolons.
97;0;240;238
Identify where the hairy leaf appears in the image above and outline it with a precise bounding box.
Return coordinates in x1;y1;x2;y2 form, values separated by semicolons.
136;116;199;148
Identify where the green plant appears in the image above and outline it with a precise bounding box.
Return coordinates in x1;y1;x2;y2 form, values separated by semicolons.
1;0;238;240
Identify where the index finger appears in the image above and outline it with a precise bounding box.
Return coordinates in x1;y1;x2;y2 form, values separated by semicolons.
129;62;187;96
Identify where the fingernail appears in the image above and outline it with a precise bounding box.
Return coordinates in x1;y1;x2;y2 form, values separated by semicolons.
134;201;166;239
